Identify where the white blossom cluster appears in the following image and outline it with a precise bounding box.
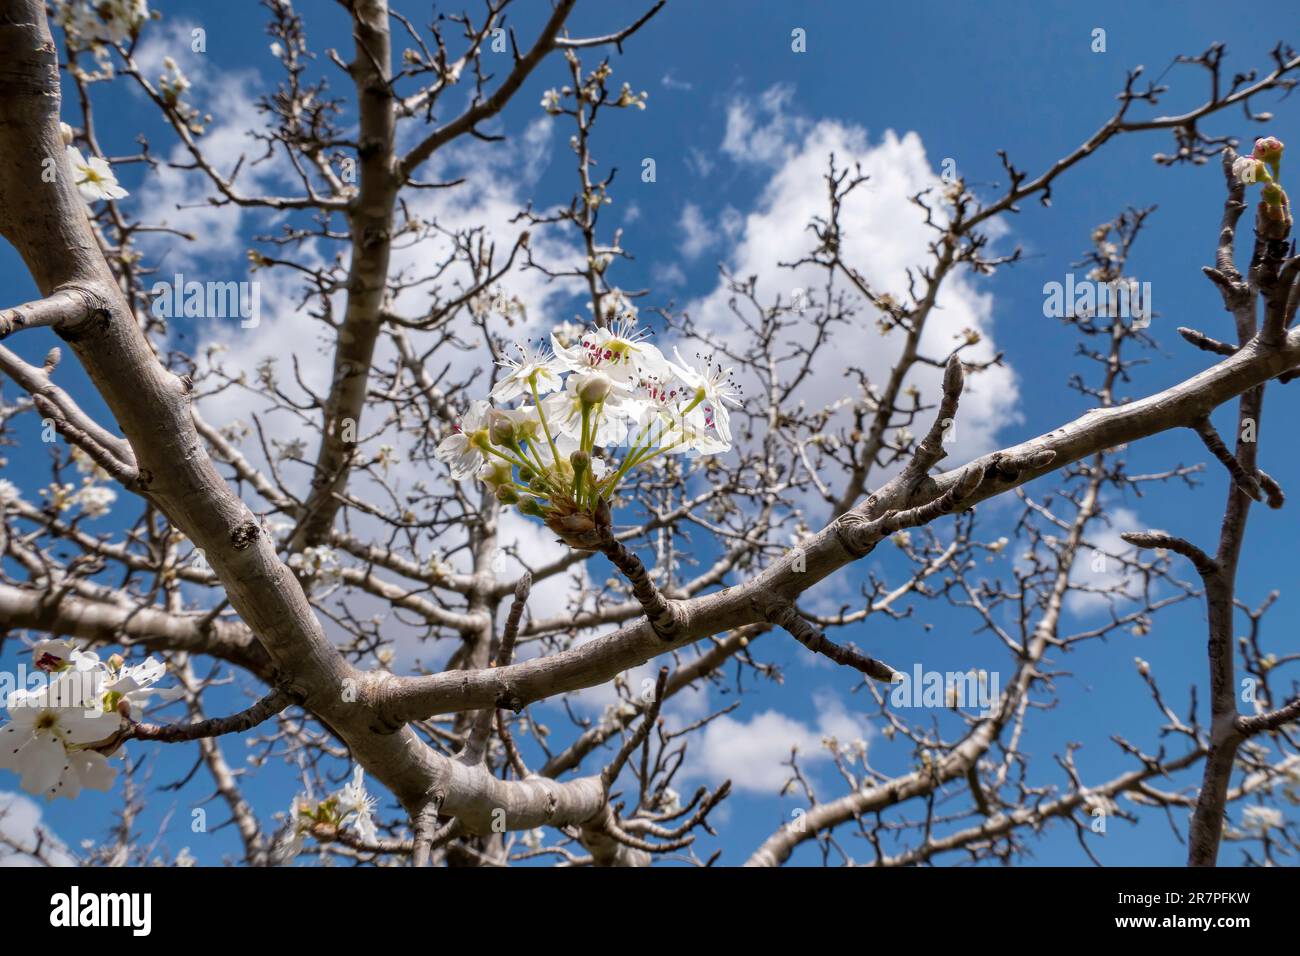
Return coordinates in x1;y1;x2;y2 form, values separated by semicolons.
434;320;741;543
51;0;151;80
281;765;378;860
0;641;178;800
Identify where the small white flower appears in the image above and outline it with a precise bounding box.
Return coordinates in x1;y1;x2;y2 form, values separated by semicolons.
491;341;562;403
615;82;648;110
287;546;341;584
66;146;128;203
658;412;729;457
71;484;115;518
276;437;307;461
435;400;491;480
551;320;585;349
541;377;632;447
337;765;378;844
552;318;668;387
1242;804;1284;832
31;639;80;673
0;479;18;505
375;444;400;472
70;446;108;478
104;656;180;721
667;347;743;444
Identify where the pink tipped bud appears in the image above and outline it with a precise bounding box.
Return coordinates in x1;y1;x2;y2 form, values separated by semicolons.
1253;136;1284;165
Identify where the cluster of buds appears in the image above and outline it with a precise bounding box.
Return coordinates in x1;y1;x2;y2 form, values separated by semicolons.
435;320;741;550
1233;136;1290;240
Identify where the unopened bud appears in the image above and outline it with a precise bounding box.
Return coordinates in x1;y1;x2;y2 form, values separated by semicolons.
1253;136;1285;165
488;409;517;445
576;372;614;404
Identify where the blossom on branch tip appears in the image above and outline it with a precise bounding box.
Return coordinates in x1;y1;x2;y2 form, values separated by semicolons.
67;146;128;203
336;765;379;844
437;323;741;548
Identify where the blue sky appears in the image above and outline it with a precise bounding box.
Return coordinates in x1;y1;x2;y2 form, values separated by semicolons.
1;0;1297;866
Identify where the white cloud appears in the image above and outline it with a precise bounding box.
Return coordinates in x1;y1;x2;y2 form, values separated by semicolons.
679;202;713;260
131;24;280;269
680;690;870;794
678;203;743;263
654;262;686;287
685;147;715;178
1066;505;1145;615
660;72;693;92
689;87;1021;510
721;83;808;166
0;792;76;866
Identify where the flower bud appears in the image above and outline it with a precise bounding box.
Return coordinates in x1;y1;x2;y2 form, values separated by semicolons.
488;409;517;445
59;122;75;146
496;485;520;504
518;497;547;518
1253;136;1285;165
576;371;614;404
570;449;590;474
